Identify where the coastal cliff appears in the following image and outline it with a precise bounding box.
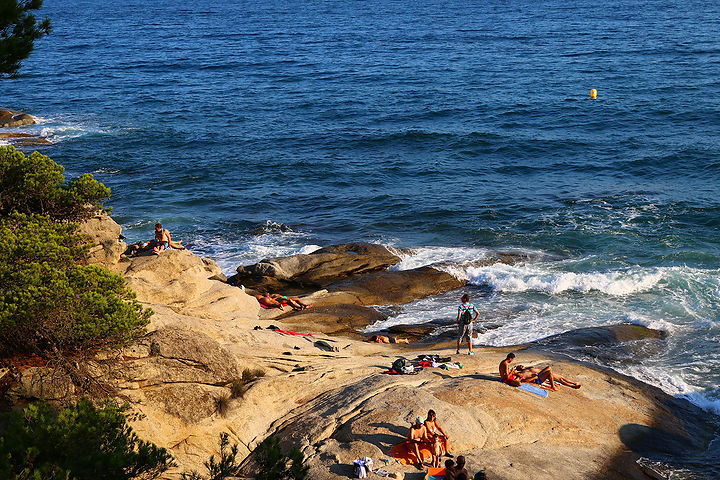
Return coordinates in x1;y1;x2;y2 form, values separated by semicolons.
6;214;717;480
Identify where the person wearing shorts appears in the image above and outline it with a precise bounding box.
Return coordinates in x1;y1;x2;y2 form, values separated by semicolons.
456;294;479;355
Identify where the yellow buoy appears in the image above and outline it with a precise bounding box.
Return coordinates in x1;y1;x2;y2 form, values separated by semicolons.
590;88;597;99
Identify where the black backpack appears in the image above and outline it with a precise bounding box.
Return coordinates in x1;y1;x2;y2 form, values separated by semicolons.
461;309;473;325
391;358;406;372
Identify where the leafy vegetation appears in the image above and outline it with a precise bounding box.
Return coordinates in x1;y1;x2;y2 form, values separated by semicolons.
229;367;266;398
0;398;174;480
0;212;151;358
255;436;309;480
181;433;242;480
0;146;151;363
0;0;52;78
0;146;110;221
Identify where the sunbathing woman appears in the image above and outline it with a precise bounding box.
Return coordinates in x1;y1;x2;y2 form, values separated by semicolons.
255;293;285;309
367;335;410;344
424;410;451;459
268;293;311;310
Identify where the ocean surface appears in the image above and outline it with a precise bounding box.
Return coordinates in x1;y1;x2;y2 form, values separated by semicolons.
3;0;720;476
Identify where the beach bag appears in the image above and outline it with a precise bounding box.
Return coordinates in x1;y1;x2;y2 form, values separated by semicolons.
354;457;373;478
391;358;406;372
461;309;473;324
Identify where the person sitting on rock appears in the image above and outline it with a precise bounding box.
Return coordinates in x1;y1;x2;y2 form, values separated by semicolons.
499;352;521;386
406;417;430;469
424;409;451;460
367;335;410;344
444;459;456;480
152;223;185;254
268;293;311;310
514;364;581;390
453;456;469;480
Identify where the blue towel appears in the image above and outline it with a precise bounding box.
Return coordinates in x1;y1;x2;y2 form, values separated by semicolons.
519;383;549;397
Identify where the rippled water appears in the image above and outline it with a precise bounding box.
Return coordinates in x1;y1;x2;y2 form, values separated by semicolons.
3;0;720;475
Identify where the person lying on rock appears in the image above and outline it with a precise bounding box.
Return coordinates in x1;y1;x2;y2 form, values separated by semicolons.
268;293;311;310
424;409;451;460
406;417;430;470
255;293;285;309
366;335;410;344
514;364;582;390
128;223;186;256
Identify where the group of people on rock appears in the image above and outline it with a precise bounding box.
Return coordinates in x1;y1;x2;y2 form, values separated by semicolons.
407;410;450;470
128;223;185;256
499;352;581;390
405;410;483;479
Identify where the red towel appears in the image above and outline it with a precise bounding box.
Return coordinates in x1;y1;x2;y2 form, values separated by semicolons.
269;328;313;337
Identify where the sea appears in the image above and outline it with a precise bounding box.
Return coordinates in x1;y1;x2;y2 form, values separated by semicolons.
3;0;719;476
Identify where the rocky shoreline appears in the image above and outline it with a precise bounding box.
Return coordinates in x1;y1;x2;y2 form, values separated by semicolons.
4;214;718;479
0;108;51;146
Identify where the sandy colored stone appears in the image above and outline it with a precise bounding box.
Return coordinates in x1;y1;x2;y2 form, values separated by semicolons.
232;243;405;293
77;212;127;267
0;108;36;127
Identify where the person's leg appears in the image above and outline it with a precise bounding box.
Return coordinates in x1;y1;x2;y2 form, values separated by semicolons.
456;325;463;354
412;441;424;464
538;367;557;390
467;324;473;354
553;374;582;389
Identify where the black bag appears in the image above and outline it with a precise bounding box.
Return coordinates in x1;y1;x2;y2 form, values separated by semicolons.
391;358;406;372
461;309;473;325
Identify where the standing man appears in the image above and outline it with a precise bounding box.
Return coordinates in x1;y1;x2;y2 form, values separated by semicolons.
456;294;479;355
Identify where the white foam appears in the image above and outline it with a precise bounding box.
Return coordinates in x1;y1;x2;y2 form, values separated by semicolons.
461;263;664;296
388;246;494;271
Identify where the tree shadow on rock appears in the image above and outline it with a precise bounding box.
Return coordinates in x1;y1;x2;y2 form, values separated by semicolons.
369;421;408;438
328;462;355;478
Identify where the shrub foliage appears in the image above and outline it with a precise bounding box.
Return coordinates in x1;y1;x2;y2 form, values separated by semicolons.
0;146;151;360
0;398;174;480
0;146;110;221
256;436;309;480
0;0;52;78
181;433;242;480
0;212;151;357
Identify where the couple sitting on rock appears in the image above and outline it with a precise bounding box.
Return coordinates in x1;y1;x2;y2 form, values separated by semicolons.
255;292;311;310
129;223;186;256
499;352;581;391
406;410;451;470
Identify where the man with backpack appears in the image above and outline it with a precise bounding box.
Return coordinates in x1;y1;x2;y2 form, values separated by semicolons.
456;294;479;355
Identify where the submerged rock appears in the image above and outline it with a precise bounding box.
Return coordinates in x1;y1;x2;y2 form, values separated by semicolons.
531;323;667;362
0;132;51;146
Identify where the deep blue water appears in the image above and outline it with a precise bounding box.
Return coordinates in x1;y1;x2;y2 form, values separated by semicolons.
3;1;720;476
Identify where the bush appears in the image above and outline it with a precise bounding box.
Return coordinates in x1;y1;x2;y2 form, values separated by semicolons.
230;368;265;399
256;436;309;480
181;433;242;480
0;212;151;357
0;397;174;480
0;146;110;221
